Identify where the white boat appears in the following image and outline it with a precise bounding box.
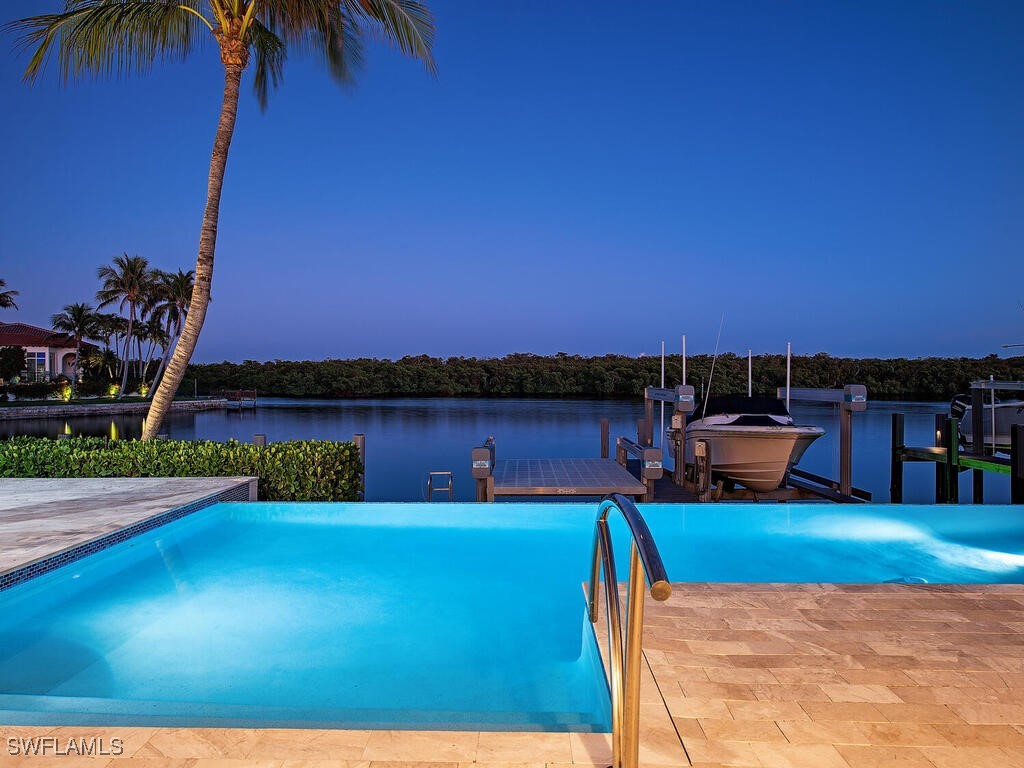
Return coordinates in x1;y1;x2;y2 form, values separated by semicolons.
680;396;824;492
951;394;1024;452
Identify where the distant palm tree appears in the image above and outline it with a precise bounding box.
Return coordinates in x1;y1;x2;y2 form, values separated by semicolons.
138;314;169;385
96;253;151;397
92;312;128;379
148;268;194;396
50;302;96;397
8;1;436;439
0;279;18;310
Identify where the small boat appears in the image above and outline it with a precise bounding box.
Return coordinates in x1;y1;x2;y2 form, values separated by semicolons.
951;393;1024;452
680;395;824;492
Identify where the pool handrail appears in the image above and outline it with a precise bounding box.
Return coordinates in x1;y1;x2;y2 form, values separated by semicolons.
587;493;672;768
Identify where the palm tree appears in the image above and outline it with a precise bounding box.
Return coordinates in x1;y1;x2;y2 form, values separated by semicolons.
50;302;97;397
8;1;436;439
96;253;151;397
0;279;18;310
149;268;194;396
139;314;169;385
93;312;128;379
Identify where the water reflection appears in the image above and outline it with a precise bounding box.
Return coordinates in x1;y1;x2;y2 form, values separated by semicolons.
0;397;1009;504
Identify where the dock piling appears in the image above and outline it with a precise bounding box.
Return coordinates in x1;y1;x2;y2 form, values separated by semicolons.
1013;425;1024;504
839;407;853;497
934;414;948;503
600;418;609;459
890;413;904;503
943;417;960;503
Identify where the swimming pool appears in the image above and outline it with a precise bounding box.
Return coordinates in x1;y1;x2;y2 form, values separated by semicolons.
1;501;1023;730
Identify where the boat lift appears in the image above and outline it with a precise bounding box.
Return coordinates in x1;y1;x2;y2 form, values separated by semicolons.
639;384;870;503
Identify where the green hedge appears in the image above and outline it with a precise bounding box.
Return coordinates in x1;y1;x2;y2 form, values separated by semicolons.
0;437;363;502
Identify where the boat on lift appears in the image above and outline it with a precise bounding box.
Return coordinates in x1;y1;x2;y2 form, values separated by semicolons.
951;391;1024;453
679;395;825;492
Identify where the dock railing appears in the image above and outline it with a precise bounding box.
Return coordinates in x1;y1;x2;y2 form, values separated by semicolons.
587;493;671;768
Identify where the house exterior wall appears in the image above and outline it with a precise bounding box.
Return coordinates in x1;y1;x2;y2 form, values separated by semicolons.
21;345;77;381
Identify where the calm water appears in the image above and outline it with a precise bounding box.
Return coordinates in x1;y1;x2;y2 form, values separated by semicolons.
0;397;1009;504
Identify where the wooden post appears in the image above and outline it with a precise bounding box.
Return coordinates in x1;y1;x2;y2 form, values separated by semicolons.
890;413;904;504
972;387;986;454
695;439;712;503
644;395;654;447
253;433;267;447
600;418;609;459
616;439;626;467
839;407;853;498
1012;425;1024;504
968;386;985;502
353;433;366;501
485;475;495;502
944;417;959;503
934;414;948;504
673;433;685;486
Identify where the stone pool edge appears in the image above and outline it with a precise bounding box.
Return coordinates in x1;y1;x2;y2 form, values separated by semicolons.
0;477;256;592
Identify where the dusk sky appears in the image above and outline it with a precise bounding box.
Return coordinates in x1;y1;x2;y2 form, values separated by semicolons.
2;1;1023;363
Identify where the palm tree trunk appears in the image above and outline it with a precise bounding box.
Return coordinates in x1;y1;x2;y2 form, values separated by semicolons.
144;63;243;439
72;338;80;399
119;312;133;398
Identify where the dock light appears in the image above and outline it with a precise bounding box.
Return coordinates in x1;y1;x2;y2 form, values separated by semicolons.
110;421;118;441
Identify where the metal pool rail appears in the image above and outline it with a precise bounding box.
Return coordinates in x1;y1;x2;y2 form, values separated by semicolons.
587;493;671;768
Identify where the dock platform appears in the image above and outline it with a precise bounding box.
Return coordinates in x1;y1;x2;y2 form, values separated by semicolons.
490;457;647;498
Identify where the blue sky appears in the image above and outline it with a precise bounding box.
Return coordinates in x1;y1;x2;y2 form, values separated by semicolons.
2;0;1023;362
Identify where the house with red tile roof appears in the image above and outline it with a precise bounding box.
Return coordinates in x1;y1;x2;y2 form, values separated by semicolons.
0;322;98;381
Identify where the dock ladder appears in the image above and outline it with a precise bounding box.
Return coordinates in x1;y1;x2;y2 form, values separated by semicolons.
587;493;672;768
426;471;454;501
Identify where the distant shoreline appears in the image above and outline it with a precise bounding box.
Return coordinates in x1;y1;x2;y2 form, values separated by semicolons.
185;353;1024;402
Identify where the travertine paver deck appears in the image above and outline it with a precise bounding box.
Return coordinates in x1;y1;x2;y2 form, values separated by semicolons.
643;582;1024;767
0;477;256;575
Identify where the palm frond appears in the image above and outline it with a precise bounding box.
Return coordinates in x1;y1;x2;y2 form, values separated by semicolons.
352;0;435;75
260;0;362;83
320;4;364;87
4;0;206;84
247;18;286;110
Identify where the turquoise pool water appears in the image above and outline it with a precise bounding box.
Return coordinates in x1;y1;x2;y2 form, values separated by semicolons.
2;501;1023;729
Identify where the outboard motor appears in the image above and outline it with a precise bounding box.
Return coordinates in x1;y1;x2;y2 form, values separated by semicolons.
950;394;969;421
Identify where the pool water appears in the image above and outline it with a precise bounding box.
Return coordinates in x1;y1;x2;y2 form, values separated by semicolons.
2;501;1023;729
0;504;612;731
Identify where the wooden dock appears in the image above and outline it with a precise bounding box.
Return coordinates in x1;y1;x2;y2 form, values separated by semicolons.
891;411;1024;503
213;389;257;407
491;457;647;498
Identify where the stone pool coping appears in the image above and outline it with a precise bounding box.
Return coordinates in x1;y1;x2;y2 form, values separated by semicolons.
0;477;257;590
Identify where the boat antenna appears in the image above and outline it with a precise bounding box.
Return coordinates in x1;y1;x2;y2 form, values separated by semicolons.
701;314;725;418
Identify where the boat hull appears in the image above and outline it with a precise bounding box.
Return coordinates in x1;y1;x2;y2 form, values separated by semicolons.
684;424;824;492
957;401;1024;453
